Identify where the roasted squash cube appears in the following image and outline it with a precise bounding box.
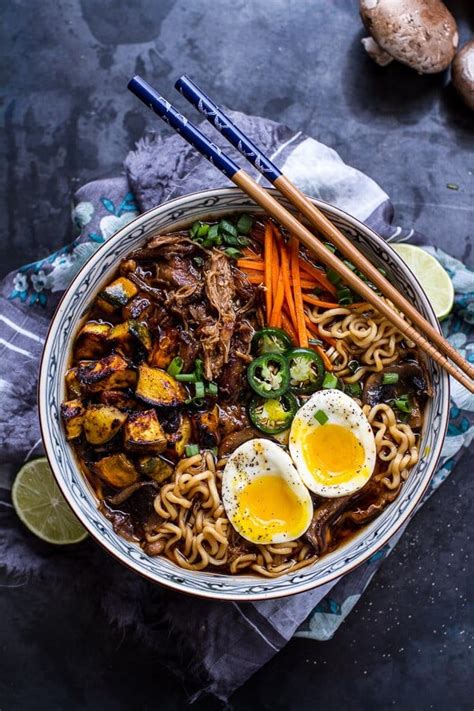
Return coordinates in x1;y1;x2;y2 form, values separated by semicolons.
98;277;138;308
100;390;138;411
124;409;167;453
60;399;85;440
129;320;152;352
94;453;138;488
107;322;132;345
75;321;111;359
77;354;137;392
83;404;127;445
65;368;82;398
136;365;186;407
148;328;179;368
166;414;192;456
138;455;174;483
195;406;220;448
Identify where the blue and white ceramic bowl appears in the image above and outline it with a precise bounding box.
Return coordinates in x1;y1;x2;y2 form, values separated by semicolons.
38;188;450;601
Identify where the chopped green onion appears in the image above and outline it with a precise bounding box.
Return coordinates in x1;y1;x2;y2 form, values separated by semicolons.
322;372;338;389
314;409;329;425
194;381;205;399
236;214;253;234
309;337;323;346
378;267;388;278
348;359;360;373
392;395;411;414
175;373;197;383
196;223;210;238
344;381;362;398
343;260;357;271
382;372;399;385
167;356;183;378
207;224;220;241
194;359;203;381
224;247;243;259
190;221;201;238
337;287;353;305
185;444;200;457
327;268;341;285
206;382;218;396
236;235;250;246
210;446;219;457
193;256;204;267
202;234;222;248
219;220;238;239
446;183;459;191
324;242;337;253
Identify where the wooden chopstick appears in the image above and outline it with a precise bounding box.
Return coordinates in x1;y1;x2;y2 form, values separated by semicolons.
176;75;474;386
128;76;474;394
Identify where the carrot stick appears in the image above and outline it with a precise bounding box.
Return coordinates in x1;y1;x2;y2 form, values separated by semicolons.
281;245;297;329
264;222;273;319
247;274;265;285
270;243;285;328
315;345;334;371
281;311;298;343
304;315;337;348
237;259;264;270
299;260;338;296
290;237;308;348
302;294;339;309
271;232;280;297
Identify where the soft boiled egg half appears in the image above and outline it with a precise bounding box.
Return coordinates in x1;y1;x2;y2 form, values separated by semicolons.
289;389;376;498
222;439;313;545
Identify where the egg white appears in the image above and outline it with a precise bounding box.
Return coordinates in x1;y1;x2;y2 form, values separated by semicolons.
222;439;313;544
289;389;376;498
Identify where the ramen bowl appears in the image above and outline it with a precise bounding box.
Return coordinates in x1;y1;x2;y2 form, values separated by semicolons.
38;187;449;601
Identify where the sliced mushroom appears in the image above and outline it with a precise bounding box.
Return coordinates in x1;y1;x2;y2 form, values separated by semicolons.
452;40;474;111
362;361;429;428
304;496;351;554
360;0;459;74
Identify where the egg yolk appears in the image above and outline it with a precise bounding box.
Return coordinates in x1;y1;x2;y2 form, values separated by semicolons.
301;423;367;485
234;474;307;543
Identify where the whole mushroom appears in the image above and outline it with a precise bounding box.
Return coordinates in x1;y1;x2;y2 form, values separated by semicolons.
360;0;459;74
452;40;474;111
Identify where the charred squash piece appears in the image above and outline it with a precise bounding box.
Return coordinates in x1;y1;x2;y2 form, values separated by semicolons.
100;390;138;411
95;296;116;317
65;368;82;398
77;354;137;392
60;399;85;440
94;453;139;488
99;277;138;308
148;328;179;368
195;406;220;448
129;320;152;352
75;321;111;360
83;404;127;445
136;364;186;407
124;409;167;453
107;322;132;345
166;414;192;457
138;455;174;483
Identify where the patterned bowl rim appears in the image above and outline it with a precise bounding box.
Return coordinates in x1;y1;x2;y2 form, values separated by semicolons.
38;187;450;601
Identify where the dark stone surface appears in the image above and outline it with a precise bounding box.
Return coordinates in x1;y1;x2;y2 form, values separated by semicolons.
1;1;473;709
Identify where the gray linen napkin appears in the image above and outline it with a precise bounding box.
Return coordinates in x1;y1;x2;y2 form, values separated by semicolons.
1;111;472;702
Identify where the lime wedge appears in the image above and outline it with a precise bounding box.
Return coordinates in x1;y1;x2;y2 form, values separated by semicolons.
12;458;88;544
392;244;454;320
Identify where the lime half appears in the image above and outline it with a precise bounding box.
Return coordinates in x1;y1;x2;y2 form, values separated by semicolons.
12;458;88;544
392;244;454;320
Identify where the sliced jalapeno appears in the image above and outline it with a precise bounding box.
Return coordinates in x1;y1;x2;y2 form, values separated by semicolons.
286;348;324;395
247;353;290;398
248;392;299;434
251;327;292;356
